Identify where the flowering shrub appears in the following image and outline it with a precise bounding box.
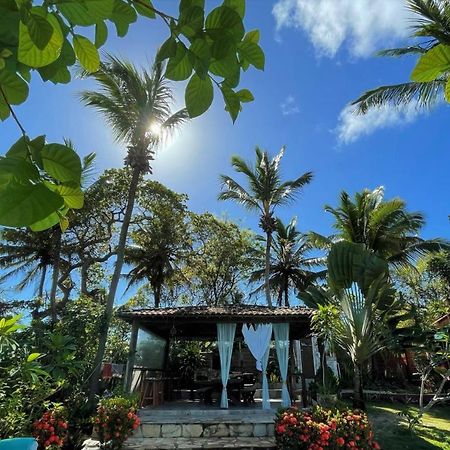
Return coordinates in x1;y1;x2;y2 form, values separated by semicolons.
93;396;140;450
275;406;380;450
32;408;68;449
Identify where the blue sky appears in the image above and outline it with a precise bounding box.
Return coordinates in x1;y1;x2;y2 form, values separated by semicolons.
2;0;450;302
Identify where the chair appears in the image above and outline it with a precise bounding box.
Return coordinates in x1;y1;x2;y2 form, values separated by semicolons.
241;373;257;405
0;438;38;450
139;373;164;408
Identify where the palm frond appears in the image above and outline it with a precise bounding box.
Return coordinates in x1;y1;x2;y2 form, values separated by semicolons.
352;80;444;114
376;46;429;57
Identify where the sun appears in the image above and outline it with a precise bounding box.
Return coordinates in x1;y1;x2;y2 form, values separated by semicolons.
148;121;162;137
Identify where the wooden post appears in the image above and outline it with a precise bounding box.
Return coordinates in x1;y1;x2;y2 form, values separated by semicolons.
124;320;139;393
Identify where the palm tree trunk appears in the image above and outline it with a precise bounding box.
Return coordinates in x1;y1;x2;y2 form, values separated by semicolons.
38;265;47;298
154;283;162;308
88;168;141;402
353;362;365;410
49;227;61;324
265;231;273;307
284;280;289;307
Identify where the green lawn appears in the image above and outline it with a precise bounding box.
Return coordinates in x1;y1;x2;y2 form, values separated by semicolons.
367;403;450;450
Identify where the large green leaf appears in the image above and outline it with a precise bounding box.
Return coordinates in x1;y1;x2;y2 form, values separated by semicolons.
26;9;54;50
237;41;264;70
220;85;240;122
94;21;108;48
73;35;99;72
178;5;204;37
41;143;82;183
29;204;69;232
165;44;193;81
0;156;39;187
57;0;115;26
18;12;63;68
327;241;389;294
156;36;178;62
110;0;137;37
0;181;64;227
0;68;29;118
5;135;29;158
45;182;84;209
185;73;213;117
223;0;245;18
134;0;156;18
205;6;244;42
411;44;450;82
188;38;211;78
38;39;76;83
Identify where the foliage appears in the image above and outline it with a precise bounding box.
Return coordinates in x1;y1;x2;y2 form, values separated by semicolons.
93;396;140;450
32;407;68;450
169;341;207;383
183;212;257;305
0;0;263;229
310;186;447;270
219;146;313;306
352;0;450;114
0;315;56;439
274;406;380;450
303;241;398;409
251;217;325;306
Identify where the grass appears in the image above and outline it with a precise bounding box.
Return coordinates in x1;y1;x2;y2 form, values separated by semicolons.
367;402;450;450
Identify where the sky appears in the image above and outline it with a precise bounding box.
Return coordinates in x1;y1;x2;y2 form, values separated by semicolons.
1;0;450;303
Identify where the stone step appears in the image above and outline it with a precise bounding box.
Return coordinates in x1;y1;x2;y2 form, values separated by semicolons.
134;422;275;439
123;436;276;449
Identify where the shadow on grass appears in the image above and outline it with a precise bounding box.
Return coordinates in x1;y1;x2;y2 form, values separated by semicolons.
367;404;447;450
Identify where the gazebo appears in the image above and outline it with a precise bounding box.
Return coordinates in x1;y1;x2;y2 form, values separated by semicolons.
118;305;312;409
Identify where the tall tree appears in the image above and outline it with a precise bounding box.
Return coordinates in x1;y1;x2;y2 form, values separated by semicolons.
124;193;188;308
80;56;189;399
218;147;313;306
352;0;449;114
310;186;447;270
184;213;257;306
250;218;325;306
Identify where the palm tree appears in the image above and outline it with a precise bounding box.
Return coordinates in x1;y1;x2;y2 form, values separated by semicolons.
304;241;396;409
124;224;185;308
80;55;189;398
310;186;448;270
352;0;449;113
0;228;56;299
250;218;325;306
218;147;313;307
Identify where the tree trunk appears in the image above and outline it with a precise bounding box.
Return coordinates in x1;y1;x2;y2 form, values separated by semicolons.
353;362;365;410
265;231;273;307
284;280;289;307
49;227;62;324
154;283;161;308
38;265;47;298
88;168;141;402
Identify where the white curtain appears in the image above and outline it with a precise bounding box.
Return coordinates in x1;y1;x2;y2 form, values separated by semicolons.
242;323;273;409
274;323;291;407
217;323;236;408
261;344;271;409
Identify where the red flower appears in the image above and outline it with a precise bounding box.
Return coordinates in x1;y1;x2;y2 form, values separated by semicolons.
276;424;286;434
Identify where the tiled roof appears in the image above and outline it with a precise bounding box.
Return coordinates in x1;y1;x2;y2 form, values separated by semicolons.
118;305;312;322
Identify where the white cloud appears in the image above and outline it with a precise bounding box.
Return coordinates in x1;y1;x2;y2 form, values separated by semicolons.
336;103;423;144
281;95;300;116
272;0;411;58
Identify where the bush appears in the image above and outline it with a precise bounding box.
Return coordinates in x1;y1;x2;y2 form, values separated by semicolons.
32;407;68;449
93;396;140;450
274;406;380;450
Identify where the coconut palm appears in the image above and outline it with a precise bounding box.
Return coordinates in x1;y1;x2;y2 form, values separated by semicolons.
250;218;325;306
310;186;448;269
80;55;189;398
218;147;313;307
352;0;449;113
0;228;56;298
